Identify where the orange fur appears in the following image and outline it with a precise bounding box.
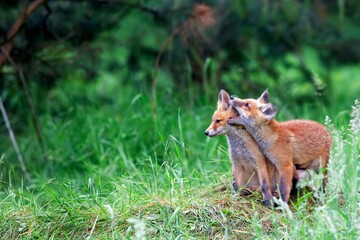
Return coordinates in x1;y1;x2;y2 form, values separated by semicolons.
205;90;278;206
228;90;332;203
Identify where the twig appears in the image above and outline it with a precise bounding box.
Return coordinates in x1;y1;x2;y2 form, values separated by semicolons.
1;47;48;162
0;0;47;69
0;97;30;180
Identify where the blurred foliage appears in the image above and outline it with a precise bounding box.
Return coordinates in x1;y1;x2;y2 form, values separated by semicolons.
0;1;359;158
1;0;359;101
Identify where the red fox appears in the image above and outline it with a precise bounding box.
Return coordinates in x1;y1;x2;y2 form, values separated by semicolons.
205;90;278;206
228;90;332;203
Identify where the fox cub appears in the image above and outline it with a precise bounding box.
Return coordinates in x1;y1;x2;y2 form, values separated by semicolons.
205;90;278;206
228;90;332;203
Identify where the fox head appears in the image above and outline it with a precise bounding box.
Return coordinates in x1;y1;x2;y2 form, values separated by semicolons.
204;89;239;137
228;90;277;127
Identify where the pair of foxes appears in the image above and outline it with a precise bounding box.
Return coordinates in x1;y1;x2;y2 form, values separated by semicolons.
205;90;332;206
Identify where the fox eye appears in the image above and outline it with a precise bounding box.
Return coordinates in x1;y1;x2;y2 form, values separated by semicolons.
244;103;250;109
215;119;221;123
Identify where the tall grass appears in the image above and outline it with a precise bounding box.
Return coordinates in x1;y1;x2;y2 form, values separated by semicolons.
0;75;359;238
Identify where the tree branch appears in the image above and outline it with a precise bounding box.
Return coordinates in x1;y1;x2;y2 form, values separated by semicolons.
1;47;48;164
0;0;47;69
0;96;30;181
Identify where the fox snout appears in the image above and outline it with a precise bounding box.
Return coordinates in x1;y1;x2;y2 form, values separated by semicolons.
204;127;222;137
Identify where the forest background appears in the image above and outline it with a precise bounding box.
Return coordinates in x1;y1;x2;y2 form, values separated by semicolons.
0;0;359;238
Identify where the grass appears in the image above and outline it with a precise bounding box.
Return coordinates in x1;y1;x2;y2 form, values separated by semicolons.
0;75;359;239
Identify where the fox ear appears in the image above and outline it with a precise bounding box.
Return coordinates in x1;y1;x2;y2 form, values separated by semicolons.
260;103;277;120
217;89;230;110
258;90;270;104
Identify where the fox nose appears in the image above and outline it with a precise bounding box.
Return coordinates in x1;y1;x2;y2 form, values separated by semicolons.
204;131;209;136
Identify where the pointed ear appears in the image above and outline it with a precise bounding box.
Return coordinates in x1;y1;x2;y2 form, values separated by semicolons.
217;89;230;110
258;90;270;104
260;103;277;120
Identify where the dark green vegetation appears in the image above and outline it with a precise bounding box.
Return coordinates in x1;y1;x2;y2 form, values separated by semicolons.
1;1;359;239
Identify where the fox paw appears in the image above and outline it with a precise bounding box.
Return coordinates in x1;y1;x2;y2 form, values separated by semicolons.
239;188;254;196
262;199;279;208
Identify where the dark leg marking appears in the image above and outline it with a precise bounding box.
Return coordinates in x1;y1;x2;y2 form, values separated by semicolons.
232;177;239;192
279;177;290;202
261;180;273;207
239;188;253;196
290;177;299;196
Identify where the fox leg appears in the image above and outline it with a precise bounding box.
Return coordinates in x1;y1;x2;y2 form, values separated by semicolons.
312;154;329;190
241;169;259;195
319;154;329;189
232;165;249;192
305;154;329;190
232;166;241;192
278;163;294;203
233;165;259;195
270;170;280;198
256;162;274;207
